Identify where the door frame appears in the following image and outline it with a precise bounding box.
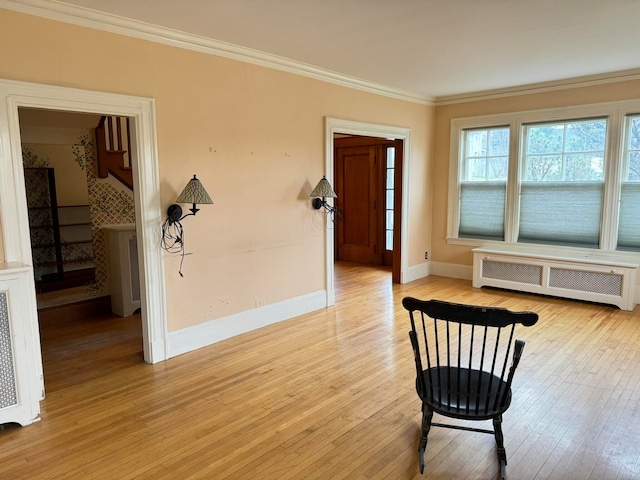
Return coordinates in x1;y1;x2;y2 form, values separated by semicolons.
0;78;168;364
324;117;411;306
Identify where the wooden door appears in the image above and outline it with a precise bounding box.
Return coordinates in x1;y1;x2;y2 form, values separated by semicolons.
334;145;380;264
334;136;402;273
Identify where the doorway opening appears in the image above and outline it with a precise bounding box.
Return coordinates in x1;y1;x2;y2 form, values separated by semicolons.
0;79;167;370
334;135;402;269
323;117;411;307
18;107;144;390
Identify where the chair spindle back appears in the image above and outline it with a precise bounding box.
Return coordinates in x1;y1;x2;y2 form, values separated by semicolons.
404;297;538;416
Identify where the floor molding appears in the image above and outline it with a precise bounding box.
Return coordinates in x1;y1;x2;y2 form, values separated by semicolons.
167;290;327;358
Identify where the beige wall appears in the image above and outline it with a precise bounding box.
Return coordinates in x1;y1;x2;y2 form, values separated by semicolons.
433;79;640;267
0;9;433;332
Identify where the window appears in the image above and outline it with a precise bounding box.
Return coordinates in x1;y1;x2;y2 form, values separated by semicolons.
458;127;509;241
618;114;640;251
519;119;606;248
448;99;640;255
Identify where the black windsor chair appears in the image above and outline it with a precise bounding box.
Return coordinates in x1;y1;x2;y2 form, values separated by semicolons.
402;297;538;479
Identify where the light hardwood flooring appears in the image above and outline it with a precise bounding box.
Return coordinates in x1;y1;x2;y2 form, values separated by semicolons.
2;261;640;479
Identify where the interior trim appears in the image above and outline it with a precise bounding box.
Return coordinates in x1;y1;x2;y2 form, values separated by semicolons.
435;68;640;106
2;1;639;106
0;78;168;364
324;117;411;306
0;0;434;106
167;290;326;358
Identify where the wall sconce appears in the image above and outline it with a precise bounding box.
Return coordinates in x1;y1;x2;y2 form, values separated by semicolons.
166;174;213;223
310;176;339;220
162;174;213;276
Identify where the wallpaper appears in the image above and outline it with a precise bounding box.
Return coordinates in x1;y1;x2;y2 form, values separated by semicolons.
22;128;136;298
81;131;136;297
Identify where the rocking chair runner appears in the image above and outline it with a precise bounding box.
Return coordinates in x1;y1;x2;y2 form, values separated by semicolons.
402;297;538;479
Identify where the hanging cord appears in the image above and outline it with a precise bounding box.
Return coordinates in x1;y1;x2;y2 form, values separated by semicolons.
161;217;186;277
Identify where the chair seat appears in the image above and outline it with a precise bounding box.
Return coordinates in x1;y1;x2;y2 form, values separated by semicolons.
419;366;512;420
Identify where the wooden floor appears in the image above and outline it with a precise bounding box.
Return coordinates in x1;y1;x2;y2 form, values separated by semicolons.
2;261;640;479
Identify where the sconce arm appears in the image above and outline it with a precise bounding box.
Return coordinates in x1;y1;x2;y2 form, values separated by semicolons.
167;203;200;224
311;197;339;221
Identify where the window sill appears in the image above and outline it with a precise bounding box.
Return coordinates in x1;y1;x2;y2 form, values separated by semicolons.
446;237;640;267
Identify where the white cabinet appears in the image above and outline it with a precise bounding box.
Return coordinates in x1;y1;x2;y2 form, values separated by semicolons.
0;263;42;427
105;226;140;317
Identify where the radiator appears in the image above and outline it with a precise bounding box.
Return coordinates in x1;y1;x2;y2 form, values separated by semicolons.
472;248;638;310
0;291;18;411
105;225;140;317
0;264;42;427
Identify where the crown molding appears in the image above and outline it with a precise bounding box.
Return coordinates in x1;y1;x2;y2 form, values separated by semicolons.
435;68;640;106
0;0;435;105
8;0;634;108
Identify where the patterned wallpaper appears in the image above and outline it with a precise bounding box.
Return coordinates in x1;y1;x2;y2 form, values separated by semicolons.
24;168;57;281
22;146;51;169
81;132;136;297
22;130;136;297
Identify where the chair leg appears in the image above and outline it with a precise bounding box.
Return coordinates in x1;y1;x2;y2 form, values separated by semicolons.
493;415;507;480
418;404;433;474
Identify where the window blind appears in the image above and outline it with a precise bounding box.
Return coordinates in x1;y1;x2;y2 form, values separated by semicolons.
519;182;602;248
617;183;640;250
459;181;505;240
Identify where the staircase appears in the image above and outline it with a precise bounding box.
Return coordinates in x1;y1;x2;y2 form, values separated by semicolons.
95;116;133;190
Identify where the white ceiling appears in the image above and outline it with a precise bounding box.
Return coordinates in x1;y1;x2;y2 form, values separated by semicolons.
8;0;640;99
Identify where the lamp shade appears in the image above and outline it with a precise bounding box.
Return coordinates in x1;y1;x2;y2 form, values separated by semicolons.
310;176;337;198
175;175;213;205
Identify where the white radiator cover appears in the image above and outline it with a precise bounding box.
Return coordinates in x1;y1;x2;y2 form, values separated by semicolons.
473;248;638;310
0;263;42;427
105;225;140;317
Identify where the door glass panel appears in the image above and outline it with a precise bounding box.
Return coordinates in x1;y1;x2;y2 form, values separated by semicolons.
386;190;394;209
385;146;394;251
386;230;393;251
387;148;395;168
386;168;394;189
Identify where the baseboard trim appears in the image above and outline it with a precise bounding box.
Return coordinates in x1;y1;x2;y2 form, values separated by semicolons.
403;263;430;283
429;261;473;280
404;261;473;283
167;290;327;358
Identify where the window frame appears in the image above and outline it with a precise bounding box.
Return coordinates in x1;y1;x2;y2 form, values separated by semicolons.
454;122;514;243
447;99;640;258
